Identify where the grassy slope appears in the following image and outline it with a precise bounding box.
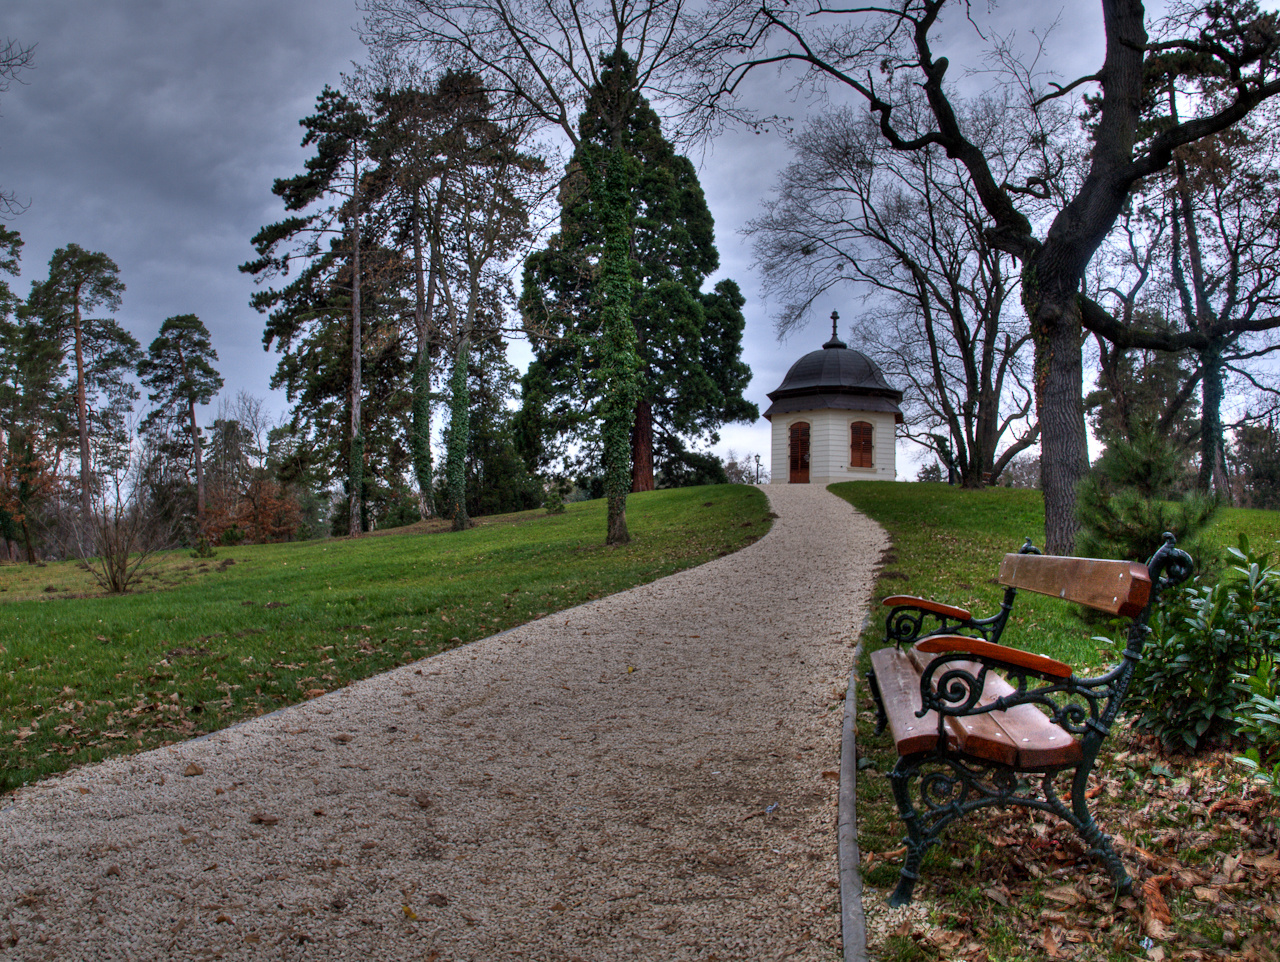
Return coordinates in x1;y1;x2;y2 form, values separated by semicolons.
0;485;772;793
834;480;1280;666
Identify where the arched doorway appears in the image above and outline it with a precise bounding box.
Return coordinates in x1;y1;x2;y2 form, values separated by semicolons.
789;421;810;483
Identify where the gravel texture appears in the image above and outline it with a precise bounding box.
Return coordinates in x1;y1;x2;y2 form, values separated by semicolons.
1;484;888;962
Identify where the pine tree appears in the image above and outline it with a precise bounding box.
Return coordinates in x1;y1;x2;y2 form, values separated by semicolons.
24;244;139;518
138;314;224;529
519;53;756;494
242;86;377;536
368;70;502;519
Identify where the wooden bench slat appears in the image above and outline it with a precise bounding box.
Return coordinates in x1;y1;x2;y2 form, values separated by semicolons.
998;553;1151;617
870;647;955;757
873;645;1081;769
881;595;973;622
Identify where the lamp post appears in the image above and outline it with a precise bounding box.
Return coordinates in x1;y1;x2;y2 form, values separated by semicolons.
754;454;761;484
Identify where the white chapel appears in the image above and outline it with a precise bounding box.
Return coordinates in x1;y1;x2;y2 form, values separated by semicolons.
764;313;904;484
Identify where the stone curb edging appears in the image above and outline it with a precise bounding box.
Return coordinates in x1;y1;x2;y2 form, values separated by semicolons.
839;643;869;962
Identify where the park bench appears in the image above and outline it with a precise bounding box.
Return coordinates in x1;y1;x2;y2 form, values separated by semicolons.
866;535;1194;907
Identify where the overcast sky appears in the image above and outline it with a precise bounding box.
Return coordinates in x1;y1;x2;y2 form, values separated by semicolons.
2;1;1113;480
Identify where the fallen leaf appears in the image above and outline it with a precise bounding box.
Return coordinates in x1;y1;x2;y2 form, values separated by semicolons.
184;763;204;777
425;893;448;907
1044;885;1084;906
1042;927;1063;959
984;886;1010;907
331;734;353;744
1141;876;1172;924
249;813;278;825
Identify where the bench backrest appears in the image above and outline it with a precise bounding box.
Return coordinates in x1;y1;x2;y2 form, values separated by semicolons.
998;553;1152;617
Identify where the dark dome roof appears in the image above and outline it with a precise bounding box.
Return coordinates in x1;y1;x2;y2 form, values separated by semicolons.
763;327;903;421
772;344;896;395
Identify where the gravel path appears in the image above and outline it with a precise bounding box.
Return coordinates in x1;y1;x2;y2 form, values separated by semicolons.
1;484;887;962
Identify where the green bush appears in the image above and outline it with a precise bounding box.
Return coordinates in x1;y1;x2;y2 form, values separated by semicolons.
1119;536;1280;752
190;537;216;559
1234;655;1280;754
543;483;567;515
1076;426;1219;567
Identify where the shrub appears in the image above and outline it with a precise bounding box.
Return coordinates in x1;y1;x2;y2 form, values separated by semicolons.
1234;655;1280;754
543;483;567;515
1118;536;1280;752
1076;426;1219;566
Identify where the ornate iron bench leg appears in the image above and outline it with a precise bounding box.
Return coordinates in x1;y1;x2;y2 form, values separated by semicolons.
1068;766;1133;896
888;756;929;907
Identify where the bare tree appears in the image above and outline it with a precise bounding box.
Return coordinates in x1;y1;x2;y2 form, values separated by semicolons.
706;0;1280;551
75;422;175;594
747;99;1040;486
1;38;35;216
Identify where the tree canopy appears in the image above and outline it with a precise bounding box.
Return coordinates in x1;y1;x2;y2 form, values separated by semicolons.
519;52;755;491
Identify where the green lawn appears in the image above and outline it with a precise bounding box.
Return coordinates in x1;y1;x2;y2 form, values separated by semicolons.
0;485;772;793
834;480;1280;666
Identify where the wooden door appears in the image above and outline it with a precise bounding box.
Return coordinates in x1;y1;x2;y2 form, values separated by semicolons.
789;421;810;483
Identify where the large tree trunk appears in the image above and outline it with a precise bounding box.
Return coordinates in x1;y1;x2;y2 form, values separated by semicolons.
1199;346;1229;498
447;335;470;532
188;398;205;528
348;156;364;538
598;148;639;546
73;298;92;520
1028;280;1091;554
630;397;654;492
411;189;436;518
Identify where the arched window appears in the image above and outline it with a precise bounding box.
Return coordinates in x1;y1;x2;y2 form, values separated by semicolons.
850;421;874;468
788;421;810;483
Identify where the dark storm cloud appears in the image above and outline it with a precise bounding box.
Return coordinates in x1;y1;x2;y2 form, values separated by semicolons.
1;1;1110;471
4;0;367;416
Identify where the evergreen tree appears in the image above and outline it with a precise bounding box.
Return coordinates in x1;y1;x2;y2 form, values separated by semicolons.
367;69;502;519
413;83;544;532
519;53;755;494
1232;417;1280;509
24;244;139;517
138;314;223;530
242;86;378;536
462;339;542;518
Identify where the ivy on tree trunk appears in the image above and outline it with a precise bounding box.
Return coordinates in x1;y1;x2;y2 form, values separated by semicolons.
595;146;640;545
447;337;471;531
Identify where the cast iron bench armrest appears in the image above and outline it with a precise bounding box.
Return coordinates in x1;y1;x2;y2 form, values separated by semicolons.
883;596;973;622
882;539;1042;647
915;635;1073;681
